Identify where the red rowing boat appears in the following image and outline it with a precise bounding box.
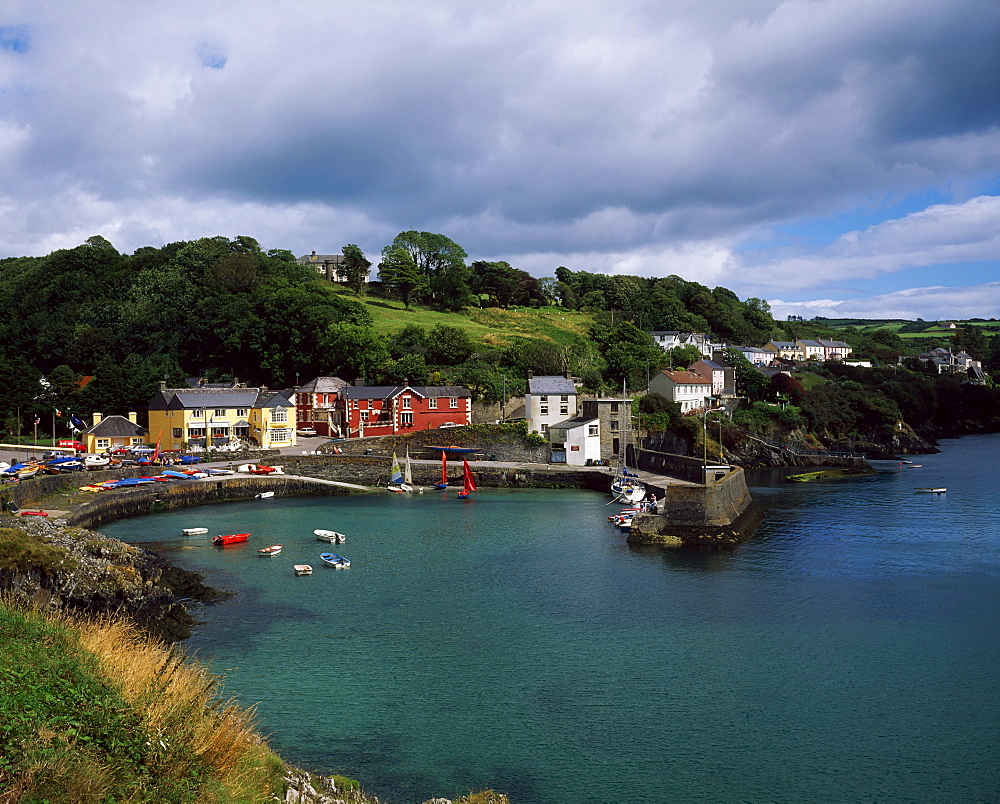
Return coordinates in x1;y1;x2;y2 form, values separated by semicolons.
213;533;249;546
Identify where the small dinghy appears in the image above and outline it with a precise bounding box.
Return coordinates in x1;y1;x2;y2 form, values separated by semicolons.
255;491;275;499
314;529;346;543
914;487;947;494
293;564;313;576
213;533;249;546
320;552;350;569
182;527;209;536
257;544;282;556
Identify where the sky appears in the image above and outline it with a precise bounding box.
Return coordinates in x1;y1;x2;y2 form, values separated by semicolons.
1;0;999;321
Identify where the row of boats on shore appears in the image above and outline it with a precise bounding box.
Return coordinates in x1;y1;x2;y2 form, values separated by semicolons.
192;526;353;575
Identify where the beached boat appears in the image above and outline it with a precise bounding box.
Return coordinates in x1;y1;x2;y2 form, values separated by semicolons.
213;533;249;546
914;487;947;494
293;564;313;576
182;527;209;536
387;452;413;492
320;552;350;569
314;529;346;543
236;463;282;475
257;544;282;556
83;455;110;469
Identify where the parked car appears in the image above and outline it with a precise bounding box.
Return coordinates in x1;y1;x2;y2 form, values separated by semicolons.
296;428;318;437
437;422;464;428
42;451;73;461
56;439;87;452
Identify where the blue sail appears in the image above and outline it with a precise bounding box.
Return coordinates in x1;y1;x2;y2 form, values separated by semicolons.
389;453;404;485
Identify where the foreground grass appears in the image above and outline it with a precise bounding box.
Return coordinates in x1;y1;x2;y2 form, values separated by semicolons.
0;602;287;803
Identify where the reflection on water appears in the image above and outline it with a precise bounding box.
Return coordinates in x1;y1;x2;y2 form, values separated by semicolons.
100;436;1000;804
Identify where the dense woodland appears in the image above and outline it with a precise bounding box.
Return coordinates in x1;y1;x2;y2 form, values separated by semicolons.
1;232;998;451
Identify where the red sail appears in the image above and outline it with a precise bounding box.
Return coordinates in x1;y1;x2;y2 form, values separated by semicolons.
462;458;477;493
440;450;448;485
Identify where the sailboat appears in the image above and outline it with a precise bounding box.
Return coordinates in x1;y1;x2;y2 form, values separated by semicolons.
403;447;424;493
610;381;645;503
435;449;449;488
388;452;413;493
457;458;477;499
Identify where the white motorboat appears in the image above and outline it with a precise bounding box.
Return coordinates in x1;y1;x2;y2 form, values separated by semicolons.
914;487;947;494
255;491;275;499
314;529;346;543
182;527;209;536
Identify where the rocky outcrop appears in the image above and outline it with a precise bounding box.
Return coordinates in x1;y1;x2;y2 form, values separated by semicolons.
0;514;224;641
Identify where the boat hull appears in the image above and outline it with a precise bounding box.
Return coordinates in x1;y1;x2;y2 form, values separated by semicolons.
213;533;249;546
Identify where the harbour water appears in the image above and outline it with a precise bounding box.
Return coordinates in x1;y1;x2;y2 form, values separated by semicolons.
100;435;1000;803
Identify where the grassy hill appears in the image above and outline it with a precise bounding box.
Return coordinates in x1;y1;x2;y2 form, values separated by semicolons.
358;297;594;347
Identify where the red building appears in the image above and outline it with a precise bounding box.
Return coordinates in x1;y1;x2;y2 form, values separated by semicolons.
295;376;348;436
340;384;472;438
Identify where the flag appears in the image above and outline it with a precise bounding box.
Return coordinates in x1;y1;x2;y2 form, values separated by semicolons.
54;409;62;417
70;415;86;430
33;416;40;426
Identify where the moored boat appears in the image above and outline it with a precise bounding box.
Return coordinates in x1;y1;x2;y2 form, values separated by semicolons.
314;529;346;543
255;491;275;499
914;487;947;494
257;544;282;556
213;532;249;546
320;552;350;568
182;527;209;536
293;564;313;576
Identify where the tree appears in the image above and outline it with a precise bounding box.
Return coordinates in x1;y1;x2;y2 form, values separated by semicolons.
321;323;390;381
469;261;520;307
723;347;769;400
382;231;470;310
378;245;427;309
340;244;372;295
426;325;475;366
663;344;702;369
388;324;429;359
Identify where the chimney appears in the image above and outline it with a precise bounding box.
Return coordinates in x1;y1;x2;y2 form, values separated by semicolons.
403;377;410;387
527;371;533;380
354;378;365;387
127;412;137;424
158;380;166;392
92;413;102;426
564;370;571;379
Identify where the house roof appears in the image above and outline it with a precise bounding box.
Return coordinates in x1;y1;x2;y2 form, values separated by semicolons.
83;415;148;438
658;369;712;385
528;376;577;395
547;416;599;432
149;388;263;411
797;339;823;347
297;252;344;263
255;391;294;409
297;376;348;394
692;359;725;371
767;341;798;349
340;385;471;400
817;339;850;348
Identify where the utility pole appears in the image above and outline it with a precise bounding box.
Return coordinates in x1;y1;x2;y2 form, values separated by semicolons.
501;375;507;423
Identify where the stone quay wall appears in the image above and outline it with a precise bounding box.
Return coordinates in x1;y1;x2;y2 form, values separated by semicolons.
628;466;763;548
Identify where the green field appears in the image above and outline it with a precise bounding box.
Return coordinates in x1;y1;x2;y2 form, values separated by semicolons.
358;297;594;347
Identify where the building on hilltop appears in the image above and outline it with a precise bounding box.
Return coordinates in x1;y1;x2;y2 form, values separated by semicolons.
296;251;353;283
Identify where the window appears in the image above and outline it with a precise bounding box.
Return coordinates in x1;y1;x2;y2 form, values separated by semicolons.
96;438;109;449
270;429;290;444
610;403;619;413
450;397;458;408
360;412;369;422
172;428;182;439
560;406;568;415
429;398;438;409
613;438;620;454
401;412;413;425
540;405;548;415
610;420;619;431
236;408;247;417
588;425;599;436
192;408;204;418
541;424;549;435
214;408;226;417
561;395;568;403
131;438;143;446
271;407;288;423
402;397;411;409
540;395;548;402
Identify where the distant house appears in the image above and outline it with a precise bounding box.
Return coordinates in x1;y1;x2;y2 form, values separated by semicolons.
81;413;148;454
729;345;772;366
796;339;826;360
763;341;805;361
817;339;852;360
578;397;635;464
648;369;713;414
340;383;472;438
690;359;729;397
525;373;579;436
296;376;348;437
547;415;602;466
916;347;982;376
147;383;296;451
650;331;723;358
296;251;352;283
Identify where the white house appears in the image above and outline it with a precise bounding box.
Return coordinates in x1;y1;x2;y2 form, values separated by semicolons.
796;339;826;360
525;373;579;436
817;339;852;360
547;416;602;466
730;345;772;366
648;369;713;414
650;331;723;358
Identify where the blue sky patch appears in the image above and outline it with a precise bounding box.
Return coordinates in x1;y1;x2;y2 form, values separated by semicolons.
0;25;30;53
197;43;227;70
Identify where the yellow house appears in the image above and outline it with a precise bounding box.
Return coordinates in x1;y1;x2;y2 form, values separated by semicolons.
81;412;148;454
147;383;297;451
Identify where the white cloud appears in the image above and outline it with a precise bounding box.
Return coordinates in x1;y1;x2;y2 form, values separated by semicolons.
769;282;1000;321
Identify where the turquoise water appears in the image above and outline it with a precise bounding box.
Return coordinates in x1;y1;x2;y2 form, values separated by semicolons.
101;436;1000;803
